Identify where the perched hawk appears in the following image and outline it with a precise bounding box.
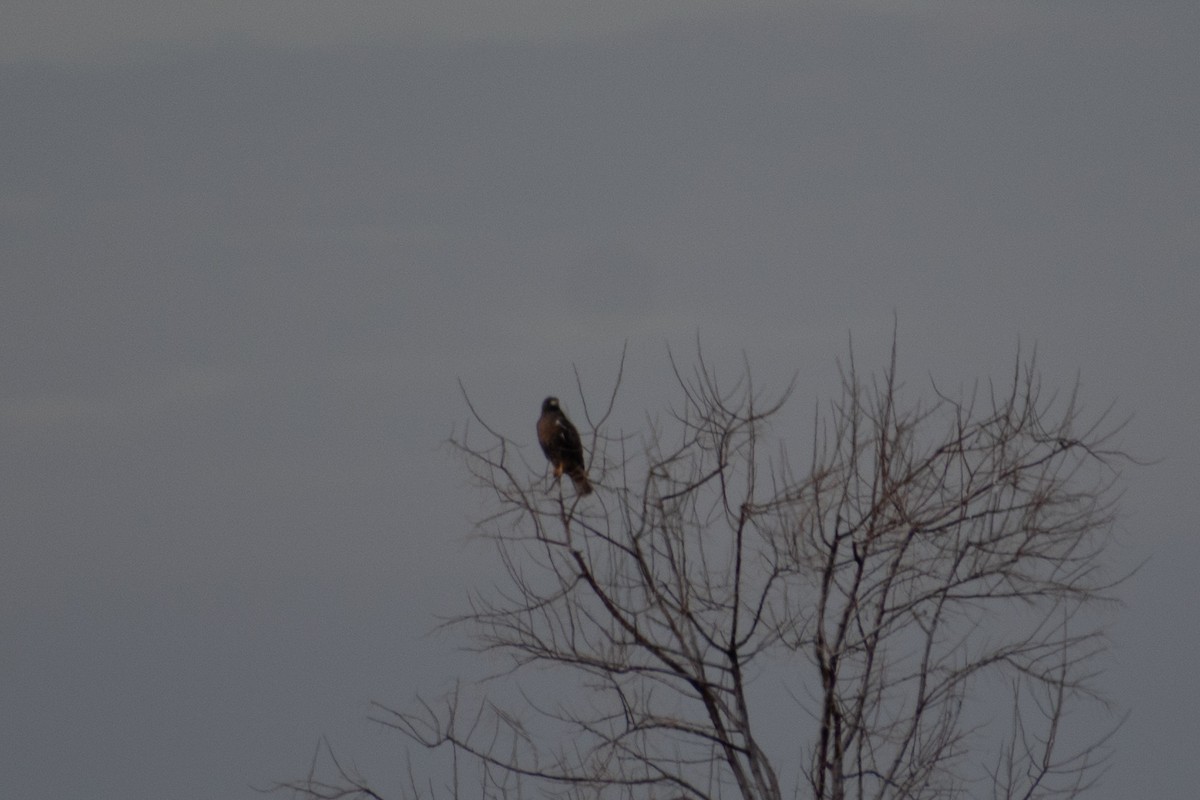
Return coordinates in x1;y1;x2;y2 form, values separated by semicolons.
537;396;593;496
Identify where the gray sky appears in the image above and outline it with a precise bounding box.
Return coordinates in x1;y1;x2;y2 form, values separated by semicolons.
2;1;1198;798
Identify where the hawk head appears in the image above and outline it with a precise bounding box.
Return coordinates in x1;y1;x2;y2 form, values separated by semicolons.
542;396;560;413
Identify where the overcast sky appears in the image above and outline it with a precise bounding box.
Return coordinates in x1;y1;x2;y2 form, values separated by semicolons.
3;2;1198;798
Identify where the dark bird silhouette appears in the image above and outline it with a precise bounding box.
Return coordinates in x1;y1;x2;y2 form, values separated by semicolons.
536;396;592;496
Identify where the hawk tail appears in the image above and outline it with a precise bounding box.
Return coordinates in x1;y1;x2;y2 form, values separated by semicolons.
568;467;593;496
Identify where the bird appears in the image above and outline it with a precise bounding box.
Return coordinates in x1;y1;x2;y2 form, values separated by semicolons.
536;396;593;496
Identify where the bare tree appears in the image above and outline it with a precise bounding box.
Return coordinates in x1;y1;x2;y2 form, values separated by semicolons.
280;342;1128;800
